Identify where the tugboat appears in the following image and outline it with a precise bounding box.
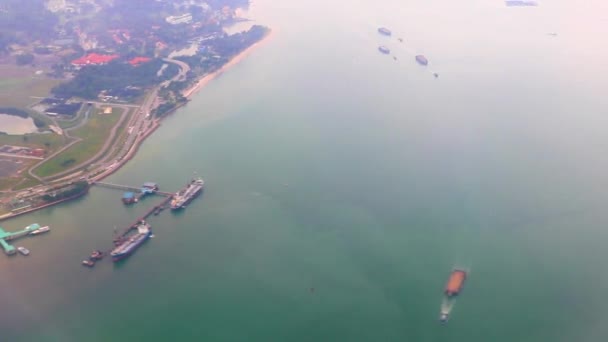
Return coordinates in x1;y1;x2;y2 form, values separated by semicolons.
82;260;95;267
90;250;104;260
17;247;30;256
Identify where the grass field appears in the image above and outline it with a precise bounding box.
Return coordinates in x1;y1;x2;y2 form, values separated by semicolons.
0;65;63;109
0;133;66;153
33;109;123;178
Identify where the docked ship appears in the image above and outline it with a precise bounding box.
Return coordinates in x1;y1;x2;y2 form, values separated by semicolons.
110;221;152;262
415;55;428;66
29;226;50;235
170;177;204;210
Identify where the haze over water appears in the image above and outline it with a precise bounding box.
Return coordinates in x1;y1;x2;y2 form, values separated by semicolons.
1;0;608;340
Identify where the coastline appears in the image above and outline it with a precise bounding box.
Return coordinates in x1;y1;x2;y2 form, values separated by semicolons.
183;29;274;99
0;29;273;222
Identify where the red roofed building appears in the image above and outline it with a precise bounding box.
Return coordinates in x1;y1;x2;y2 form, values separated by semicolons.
128;57;151;66
71;53;119;66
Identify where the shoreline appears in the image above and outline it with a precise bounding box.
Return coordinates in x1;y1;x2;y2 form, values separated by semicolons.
183;29;274;99
0;29;274;222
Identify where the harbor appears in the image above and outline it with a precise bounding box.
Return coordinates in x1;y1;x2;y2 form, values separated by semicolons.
81;177;204;267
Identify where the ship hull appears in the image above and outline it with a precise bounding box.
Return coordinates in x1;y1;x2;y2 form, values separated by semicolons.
111;232;151;262
170;187;203;210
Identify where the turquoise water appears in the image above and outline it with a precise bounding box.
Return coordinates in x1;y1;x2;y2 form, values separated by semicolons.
1;0;608;340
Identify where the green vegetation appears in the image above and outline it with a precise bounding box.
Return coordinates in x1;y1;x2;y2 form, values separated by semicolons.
52;59;178;100
33;110;123;178
0;133;65;152
0;107;29;118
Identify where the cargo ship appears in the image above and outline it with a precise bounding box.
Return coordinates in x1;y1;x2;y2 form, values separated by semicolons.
170;177;204;210
445;269;467;297
378;46;391;54
378;27;392;36
110;221;152;262
415;55;428;66
505;0;538;6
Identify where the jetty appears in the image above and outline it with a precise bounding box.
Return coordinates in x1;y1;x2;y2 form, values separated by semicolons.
0;224;43;255
92;181;173;197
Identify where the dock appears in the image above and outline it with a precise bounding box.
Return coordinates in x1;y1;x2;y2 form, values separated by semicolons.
91;181;173;197
112;195;172;244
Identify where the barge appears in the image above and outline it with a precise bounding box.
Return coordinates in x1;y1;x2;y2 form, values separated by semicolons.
445;269;467;297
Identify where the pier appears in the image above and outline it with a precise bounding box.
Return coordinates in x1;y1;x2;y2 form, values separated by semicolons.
0;224;43;255
112;195;173;244
91;181;173;197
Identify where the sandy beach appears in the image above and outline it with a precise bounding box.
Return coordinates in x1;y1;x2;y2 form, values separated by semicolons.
183;29;274;99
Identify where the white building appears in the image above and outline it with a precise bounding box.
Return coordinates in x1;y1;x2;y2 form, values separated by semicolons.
165;13;193;25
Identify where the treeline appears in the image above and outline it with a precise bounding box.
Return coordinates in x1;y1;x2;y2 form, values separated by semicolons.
0;107;29;118
177;25;269;72
210;25;269;58
52;59;179;99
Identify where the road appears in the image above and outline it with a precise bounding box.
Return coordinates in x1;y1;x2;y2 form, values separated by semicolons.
5;57;190;206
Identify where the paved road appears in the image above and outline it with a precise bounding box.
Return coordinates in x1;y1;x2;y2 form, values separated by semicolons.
16;58;189;195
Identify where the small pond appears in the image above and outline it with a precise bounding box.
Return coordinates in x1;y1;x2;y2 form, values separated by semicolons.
0;113;38;134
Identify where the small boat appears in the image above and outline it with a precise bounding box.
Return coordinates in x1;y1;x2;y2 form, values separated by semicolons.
434;73;439;78
17;247;30;256
82;260;95;267
378;46;391;54
29;226;50;235
398;38;403;43
90;250;104;260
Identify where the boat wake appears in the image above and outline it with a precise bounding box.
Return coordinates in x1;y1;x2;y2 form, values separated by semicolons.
439;297;455;323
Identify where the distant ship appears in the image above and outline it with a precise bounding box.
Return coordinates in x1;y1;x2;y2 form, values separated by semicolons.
110;221;152;262
415;55;428;66
170;177;204;210
505;0;538;6
377;27;392;36
29;226;50;235
378;46;391;54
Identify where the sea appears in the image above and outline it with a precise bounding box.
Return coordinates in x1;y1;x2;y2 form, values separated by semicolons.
1;0;608;340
